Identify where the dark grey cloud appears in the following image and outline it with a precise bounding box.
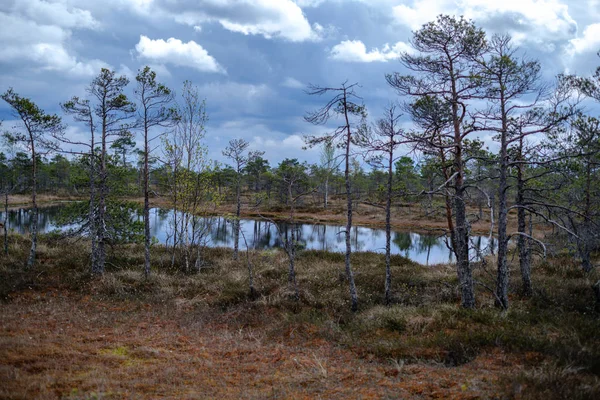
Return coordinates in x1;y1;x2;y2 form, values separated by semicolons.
0;0;599;167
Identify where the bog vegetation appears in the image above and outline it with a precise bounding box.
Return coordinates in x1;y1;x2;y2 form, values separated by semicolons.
1;15;600;398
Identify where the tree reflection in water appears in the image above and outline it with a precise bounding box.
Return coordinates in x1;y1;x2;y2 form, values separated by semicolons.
1;206;495;265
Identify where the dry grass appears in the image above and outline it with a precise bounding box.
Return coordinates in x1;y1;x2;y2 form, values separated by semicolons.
6;194;85;208
0;236;599;399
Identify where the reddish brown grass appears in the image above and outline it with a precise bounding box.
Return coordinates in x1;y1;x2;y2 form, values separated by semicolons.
1;290;527;399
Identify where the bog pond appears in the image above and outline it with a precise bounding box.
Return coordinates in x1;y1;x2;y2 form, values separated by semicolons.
1;204;495;265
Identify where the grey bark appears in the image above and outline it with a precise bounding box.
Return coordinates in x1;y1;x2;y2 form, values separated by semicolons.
88;69;135;275
384;143;393;305
304;82;363;312
59;97;99;273
234;176;241;261
516;140;533;297
324;176;329;210
450;71;475;309
495;88;510;310
385;16;486;309
135;68;174;277
343;95;359;312
89;127;98;274
26;132;37;269
142;101;150;277
96;107;107;275
143;101;150;277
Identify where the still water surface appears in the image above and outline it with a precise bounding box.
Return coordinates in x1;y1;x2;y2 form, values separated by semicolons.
0;205;494;265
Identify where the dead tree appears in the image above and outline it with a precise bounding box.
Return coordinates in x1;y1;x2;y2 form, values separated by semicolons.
304;81;366;312
60;97;99;272
135;66;175;277
356;104;412;305
223;139;263;261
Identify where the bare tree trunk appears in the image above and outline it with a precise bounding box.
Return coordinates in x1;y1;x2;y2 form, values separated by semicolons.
95;115;107;275
496;98;510;310
170;163;179;269
143;122;151;277
516;139;532;296
89;137;98;273
324;175;329;210
384;146;393;305
171;207;178;268
26;140;37;269
454;184;474;308
452;118;474;308
343;100;358;312
233;177;241;261
446;58;475;308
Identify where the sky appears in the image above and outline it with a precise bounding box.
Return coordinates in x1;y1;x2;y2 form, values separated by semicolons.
0;0;599;167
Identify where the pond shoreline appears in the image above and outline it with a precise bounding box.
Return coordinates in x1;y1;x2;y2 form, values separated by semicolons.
1;203;495;265
6;195;501;235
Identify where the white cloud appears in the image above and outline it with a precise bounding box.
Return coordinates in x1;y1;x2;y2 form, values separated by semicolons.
134;35;225;73
330;40;412;62
392;0;448;31
0;9;107;78
293;0;327;7
392;0;577;47
11;0;101;30
281;77;304;89
569;23;600;55
145;0;320;42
